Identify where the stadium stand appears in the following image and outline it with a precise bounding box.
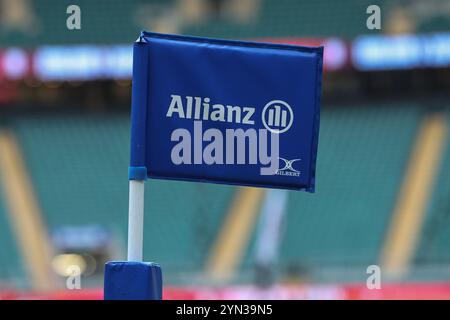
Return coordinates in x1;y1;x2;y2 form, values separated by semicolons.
2;110;450;293
0;0;143;46
6;0;449;46
2;0;450;297
2;105;428;286
183;0;385;39
1;0;449;47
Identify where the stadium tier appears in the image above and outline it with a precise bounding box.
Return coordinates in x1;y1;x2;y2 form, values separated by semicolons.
1;0;450;303
1;0;144;46
2;0;450;47
183;0;384;39
5;105;450;288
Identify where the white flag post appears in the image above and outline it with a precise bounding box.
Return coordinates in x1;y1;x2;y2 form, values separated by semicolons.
127;180;145;261
104;176;162;300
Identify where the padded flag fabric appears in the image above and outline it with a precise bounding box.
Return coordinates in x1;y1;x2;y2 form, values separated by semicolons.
130;31;323;191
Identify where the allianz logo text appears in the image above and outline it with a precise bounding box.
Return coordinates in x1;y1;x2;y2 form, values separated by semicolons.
166;94;297;176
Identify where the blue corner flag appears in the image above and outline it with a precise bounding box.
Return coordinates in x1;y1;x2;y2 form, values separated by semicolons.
105;31;323;300
129;31;323;192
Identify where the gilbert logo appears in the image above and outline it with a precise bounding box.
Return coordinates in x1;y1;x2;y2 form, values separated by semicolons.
276;157;301;177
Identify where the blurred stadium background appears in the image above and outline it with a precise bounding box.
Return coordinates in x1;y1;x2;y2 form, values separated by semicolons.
1;0;450;299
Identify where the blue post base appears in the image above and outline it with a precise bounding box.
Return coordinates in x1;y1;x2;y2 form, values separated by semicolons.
104;261;162;300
